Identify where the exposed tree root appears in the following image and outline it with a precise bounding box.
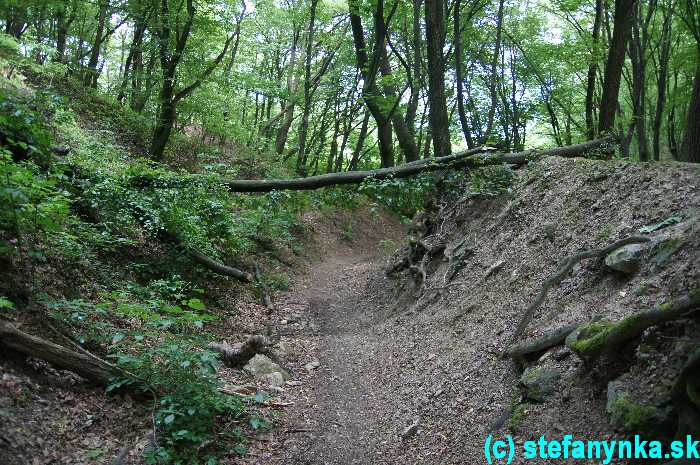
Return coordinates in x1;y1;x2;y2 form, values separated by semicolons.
566;290;700;363
254;263;274;310
506;323;580;365
506;235;650;349
208;335;272;367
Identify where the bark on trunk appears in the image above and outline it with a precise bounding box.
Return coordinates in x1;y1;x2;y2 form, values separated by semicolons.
424;0;452;157
678;61;700;163
652;5;672;161
0;321;118;385
585;0;604;140
84;0;109;87
219;137;614;192
598;0;637;134
380;50;419;162
454;0;475;148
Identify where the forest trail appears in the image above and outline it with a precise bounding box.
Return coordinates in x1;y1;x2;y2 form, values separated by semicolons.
250;213;412;464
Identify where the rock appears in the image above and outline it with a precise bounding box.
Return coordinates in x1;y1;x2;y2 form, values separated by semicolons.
243;354;289;380
543;223;556;242
304;360;321;371
606;379;675;438
519;367;560;402
605;244;643;274
652;237;683;266
285;380;303;387
260;372;285;388
222;384;257;395
400;419;419;440
274;342;292;358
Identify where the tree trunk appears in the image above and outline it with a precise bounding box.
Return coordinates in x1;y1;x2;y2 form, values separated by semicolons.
598;0;637;134
117;12;148;103
678;61;700;163
349;0;394;167
629;12;649;161
482;0;505;144
296;0;320;174
424;0;452;157
652;4;672;161
215;137;614;192
349;110;370;171
0;321;118;385
380;49;419;162
84;0;109;87
585;0;604;139
454;0;475;148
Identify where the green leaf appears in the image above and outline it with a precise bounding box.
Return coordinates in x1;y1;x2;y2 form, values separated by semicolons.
639;216;682;233
185;298;205;311
164;414;175;425
112;332;125;344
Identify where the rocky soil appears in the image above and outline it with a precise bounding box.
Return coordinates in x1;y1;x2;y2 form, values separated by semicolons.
244;156;699;464
1;156;698;464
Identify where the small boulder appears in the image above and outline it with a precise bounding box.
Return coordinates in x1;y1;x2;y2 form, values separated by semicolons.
400;419;420;440
519;367;560;402
243;354;289;380
606;380;675;437
260;372;286;388
605;244;643;274
304;360;321;371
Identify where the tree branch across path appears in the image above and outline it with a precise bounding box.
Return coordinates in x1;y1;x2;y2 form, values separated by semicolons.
219;137;615;192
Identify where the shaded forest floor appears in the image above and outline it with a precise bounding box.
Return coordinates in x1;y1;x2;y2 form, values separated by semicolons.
240;157;699;465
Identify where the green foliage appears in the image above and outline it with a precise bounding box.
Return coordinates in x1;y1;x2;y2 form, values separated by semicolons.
110;341;246;464
0;33;19;58
358;173;435;218
0;296;14;310
259;271;291;292
0;86;57;162
468;165;515;195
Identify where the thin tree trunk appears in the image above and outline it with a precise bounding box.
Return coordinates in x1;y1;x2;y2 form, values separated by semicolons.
482;0;505;144
678;61;700;163
585;0;604;139
349;110;370;171
652;2;672;161
598;0;637;134
454;0;474;148
296;0;319;174
84;0;109;87
380;49;419;162
425;0;452;157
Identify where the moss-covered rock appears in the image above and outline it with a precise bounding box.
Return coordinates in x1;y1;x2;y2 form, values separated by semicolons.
606;380;675;437
605;243;643;274
519;367;560;402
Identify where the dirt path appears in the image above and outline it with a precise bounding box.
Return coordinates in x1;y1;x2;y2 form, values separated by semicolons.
265;250;398;464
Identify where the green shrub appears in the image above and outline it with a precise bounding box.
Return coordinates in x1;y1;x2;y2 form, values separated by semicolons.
110;341;246;464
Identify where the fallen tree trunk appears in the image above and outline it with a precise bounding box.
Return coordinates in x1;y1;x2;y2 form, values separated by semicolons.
190;249;253;282
566;290;700;362
221;137;615;192
0;321;118;385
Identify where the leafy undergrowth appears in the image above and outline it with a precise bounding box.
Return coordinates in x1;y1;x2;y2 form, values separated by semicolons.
0;50;515;464
0;43;525;463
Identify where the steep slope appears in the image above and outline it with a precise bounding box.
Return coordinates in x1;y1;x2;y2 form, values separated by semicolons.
256;156;699;464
